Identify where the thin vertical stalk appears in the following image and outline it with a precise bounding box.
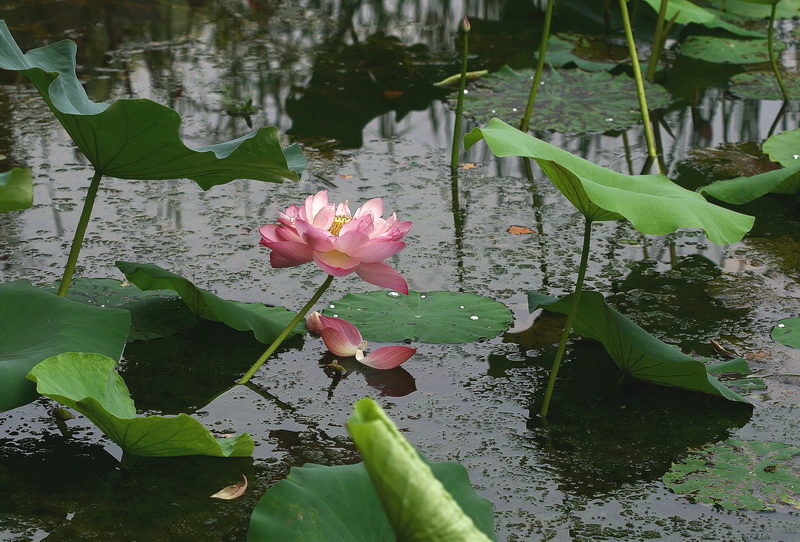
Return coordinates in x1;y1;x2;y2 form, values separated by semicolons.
451;17;470;171
520;0;555;133
239;274;335;385
645;0;669;82
618;0;658;166
766;2;790;103
540;217;593;417
57;170;103;296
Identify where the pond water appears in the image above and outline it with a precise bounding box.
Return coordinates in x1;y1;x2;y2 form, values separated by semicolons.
1;0;799;540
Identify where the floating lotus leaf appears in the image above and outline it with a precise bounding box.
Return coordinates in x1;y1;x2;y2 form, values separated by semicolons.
730;71;800;100
771;317;800;349
641;0;765;37
0;21;305;189
0;167;32;212
454;66;672;133
27;352;253;457
664;439;800;511
528;291;753;403
680;36;785;64
116;261;304;343
699;164;800;204
763;129;800;166
248;398;495;541
55;277;195;342
0;280;130;412
325;291;513;344
464;119;755;244
539;33;628;72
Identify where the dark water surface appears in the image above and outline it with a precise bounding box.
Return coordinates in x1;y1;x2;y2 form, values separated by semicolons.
1;1;799;540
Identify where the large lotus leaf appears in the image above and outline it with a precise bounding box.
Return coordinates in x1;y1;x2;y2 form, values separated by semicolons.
324;291;513;343
772;317;800;349
27;352;253;457
0;280;130;412
0;21;305;189
115;261;304;343
699;164;800;204
528;291;751;403
640;0;765;37
710;0;800;19
248;399;495;541
664;439;800;511
55;277;196;341
680;36;786;64
730;71;800;100
347;398;494;541
455;66;672;133
763;129;800;167
0;167;32;212
540;33;628;72
464;119;755;244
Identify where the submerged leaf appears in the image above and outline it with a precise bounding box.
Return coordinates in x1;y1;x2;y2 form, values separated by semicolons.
771;318;800;349
0;280;129;412
0;167;32;212
664;439;800;511
539;33;630;72
528;291;753;403
27;352;254;457
454;67;672;133
210;475;248;500
116;261;304;344
730;71;800;100
464;119;755;244
0;21;305;189
680;36;785;64
326;290;513;343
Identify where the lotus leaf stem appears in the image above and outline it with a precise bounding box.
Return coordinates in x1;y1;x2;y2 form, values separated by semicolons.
540;217;593;417
239;274;335;385
520;0;555;133
57;170;103;296
766;2;790;103
618;0;660;171
646;0;669;83
451;17;470;171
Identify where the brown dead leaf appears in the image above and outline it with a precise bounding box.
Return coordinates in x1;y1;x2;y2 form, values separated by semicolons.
507;225;534;235
383;90;404;99
461;163;478;170
338;174;353;179
210;475;248;500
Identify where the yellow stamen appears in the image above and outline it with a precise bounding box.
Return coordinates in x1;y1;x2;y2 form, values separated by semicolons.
328;214;352;236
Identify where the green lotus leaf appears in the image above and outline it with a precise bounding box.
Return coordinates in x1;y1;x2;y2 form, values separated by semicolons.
763;129;800;167
27;352;253;457
453;66;672;133
664;439;800;511
248;398;495;541
0;280;130;412
730;71;800;100
528;290;753;403
0;167;32;212
710;0;800;19
640;0;765;37
539;33;628;72
699;164;800;204
464;118;755;244
680;36;786;64
0;21;305;189
771;317;800;349
54;277;195;341
115;261;304;343
324;290;513;343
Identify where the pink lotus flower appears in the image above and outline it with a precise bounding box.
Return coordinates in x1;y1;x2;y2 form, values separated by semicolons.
259;191;412;294
307;312;416;369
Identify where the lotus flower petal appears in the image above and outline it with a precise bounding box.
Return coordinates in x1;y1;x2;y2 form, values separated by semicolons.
355;261;409;294
356;346;416;369
320;328;362;357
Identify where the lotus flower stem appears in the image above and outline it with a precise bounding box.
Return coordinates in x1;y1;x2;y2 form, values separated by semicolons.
520;0;555;133
540;217;593;417
239;274;334;385
451;16;470;171
618;0;660;171
766;2;790;103
57;170;103;296
645;0;669;83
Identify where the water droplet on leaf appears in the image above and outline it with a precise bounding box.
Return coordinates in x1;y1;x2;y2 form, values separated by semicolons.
388;292;400;297
470;315;479;320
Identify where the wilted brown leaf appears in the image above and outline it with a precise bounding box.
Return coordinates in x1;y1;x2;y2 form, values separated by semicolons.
210;475;248;500
507;225;534;235
462;163;478;170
